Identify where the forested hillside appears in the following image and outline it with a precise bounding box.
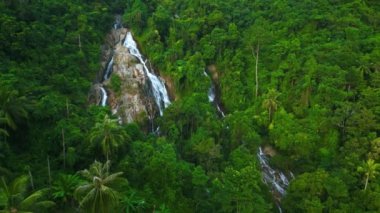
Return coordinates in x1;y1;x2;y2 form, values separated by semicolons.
1;0;379;212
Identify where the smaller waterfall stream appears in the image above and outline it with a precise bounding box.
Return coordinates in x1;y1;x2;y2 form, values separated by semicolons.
204;71;225;117
123;32;171;115
204;70;291;211
99;87;108;107
103;57;114;81
257;147;293;212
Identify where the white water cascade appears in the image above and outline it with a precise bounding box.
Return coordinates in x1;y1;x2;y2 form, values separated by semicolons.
103;57;114;81
99;87;108;107
123;32;171;115
204;70;291;211
204;71;225;117
257;147;293;211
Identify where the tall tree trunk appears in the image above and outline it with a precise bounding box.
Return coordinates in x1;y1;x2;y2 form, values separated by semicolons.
255;43;260;98
78;34;82;52
252;43;260;98
364;174;369;190
28;167;34;190
66;98;69;118
47;156;51;187
62;128;66;169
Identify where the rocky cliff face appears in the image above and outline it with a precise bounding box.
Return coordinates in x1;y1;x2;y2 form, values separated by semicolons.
89;27;158;124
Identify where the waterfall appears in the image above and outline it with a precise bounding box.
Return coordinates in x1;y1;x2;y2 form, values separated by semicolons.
204;69;291;211
103;57;114;81
208;85;216;102
204;71;225;117
100;86;107;107
257;147;292;211
123;31;171;115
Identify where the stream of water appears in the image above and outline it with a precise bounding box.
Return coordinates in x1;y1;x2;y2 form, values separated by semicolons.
98;20;171;118
123;32;171;115
205;70;291;211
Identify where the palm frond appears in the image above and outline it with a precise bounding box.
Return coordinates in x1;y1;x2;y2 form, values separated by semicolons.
74;184;93;199
103;172;124;185
18;189;45;210
34;200;55;209
9;176;28;197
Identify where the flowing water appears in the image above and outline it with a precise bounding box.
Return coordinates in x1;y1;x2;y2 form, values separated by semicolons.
98;19;290;210
103;57;114;81
204;70;290;211
257;147;292;212
98;20;171;118
123;32;171;115
99;86;107;107
257;147;290;196
204;71;225;117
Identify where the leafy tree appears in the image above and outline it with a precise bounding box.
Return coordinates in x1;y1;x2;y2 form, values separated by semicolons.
283;169;348;212
120;189;146;213
212;163;271;212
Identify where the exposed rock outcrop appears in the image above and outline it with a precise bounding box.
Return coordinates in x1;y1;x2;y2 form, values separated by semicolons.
89;27;161;124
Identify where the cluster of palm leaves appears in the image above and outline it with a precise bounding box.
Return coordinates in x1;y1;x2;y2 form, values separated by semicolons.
74;160;128;213
0;88;30;178
0;88;29;132
0;176;55;213
89;115;130;162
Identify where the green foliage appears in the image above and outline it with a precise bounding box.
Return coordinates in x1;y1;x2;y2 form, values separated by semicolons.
0;176;55;213
109;74;122;95
74;160;127;213
283;169;349;212
212;164;271;212
1;0;380;212
89;115;130;161
52;174;81;208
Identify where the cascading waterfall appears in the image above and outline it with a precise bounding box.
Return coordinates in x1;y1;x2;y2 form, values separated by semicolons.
123;31;171;115
98;19;171;119
204;70;291;212
103;57;114;80
257;147;290;196
208;85;216;102
99;87;107;107
114;15;122;30
98;56;112;107
204;71;225;117
257;147;293;212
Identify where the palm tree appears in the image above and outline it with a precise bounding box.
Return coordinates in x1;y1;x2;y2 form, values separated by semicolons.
262;89;280;122
0;89;29;130
74;161;126;213
52;174;81;208
89;115;129;161
121;190;146;213
0;175;55;212
357;159;379;190
0;112;9;137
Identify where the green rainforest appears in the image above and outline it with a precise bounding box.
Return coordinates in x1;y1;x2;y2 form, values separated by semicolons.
1;0;379;212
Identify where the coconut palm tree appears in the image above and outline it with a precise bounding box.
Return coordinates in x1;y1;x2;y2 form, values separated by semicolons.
357;159;379;191
0;89;29;130
0;112;8;137
262;89;280;122
89;115;129;161
52;174;81;209
0;175;55;213
74;160;126;213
